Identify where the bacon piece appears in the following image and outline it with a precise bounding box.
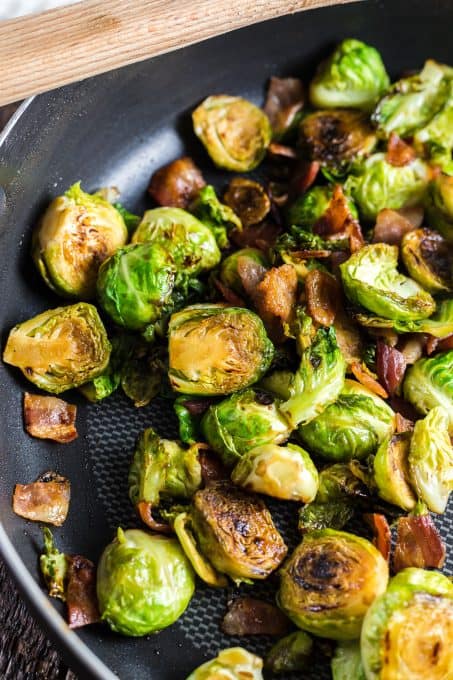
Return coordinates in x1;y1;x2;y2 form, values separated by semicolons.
364;513;391;560
290;160;320;196
305;269;339;327
268;143;298;159
372;208;415;246
334;307;364;366
397;335;425;365
13;472;70;526
199;451;229;485
314;185;353;236
222;597;291;637
437;334;453;352
393;515;446;572
395;412;415;433
350;362;388;398
23;393;77;443
397;205;424;229
237;256;267;296
264;76;304;138
386;132;417;167
231;220;281;251
137;501;172;534
66;555;100;629
250;265;298;344
389;396;421;423
376;341;407;397
148;157;205;208
213;278;246;307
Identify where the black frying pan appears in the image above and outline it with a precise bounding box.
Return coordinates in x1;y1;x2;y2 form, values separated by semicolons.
1;1;452;678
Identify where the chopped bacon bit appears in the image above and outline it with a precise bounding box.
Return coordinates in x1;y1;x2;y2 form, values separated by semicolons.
350;361;388;398
395;412;415;433
347;221;365;253
199;451;229;485
252;265;299;344
13;472;70;526
292;249;331;259
237;256;267;297
376;341;407;397
148;157;205;208
231;220;281;251
314;185;353;236
305;269;339;327
213;278;246;307
180;399;215;418
137;501;172;534
330;250;350;270
268;181;289;208
290;160;320;196
436;334;453;352
268;143;298;159
334;307;364;366
264;76;304;138
66;555;100;629
364;513;391;560
386;132;417;167
397;205;424;229
222;597;291;637
23;393;77;443
372;209;415;246
393;515;446;573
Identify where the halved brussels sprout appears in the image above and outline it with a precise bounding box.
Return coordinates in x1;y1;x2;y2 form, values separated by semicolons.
168;304;274;396
361;568;453;680
32;182;128;299
190;184;242;249
310;39;389;111
331;641;366;680
298;379;395;461
200;389;291;467
425;174;453;242
356;298;453;338
186;648;263;680
231;442;319;502
316;463;369;503
3;303;111;393
219;248;268;297
403;351;453;430
265;631;313;673
131;207;220;275
278;529;389;639
298;500;354;533
408;406;453;513
374;433;417;511
340;243;435;321
96;528;195;636
223;178;271;227
192;95;272;171
401;228;452;293
287;184;358;231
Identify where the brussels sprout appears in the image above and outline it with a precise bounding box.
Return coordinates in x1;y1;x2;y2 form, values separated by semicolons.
408;406;453;513
219;248;268;297
361;568;453;680
403;351;453;430
32;182;128;299
173;395;209;445
265;631;313;673
200;389;291;467
174;512;228;587
231;442;319;502
298;500;354;533
40;527;68;601
97;528;195;636
192;95;271;172
279;326;346;428
346;153;430;222
120;344;166;407
287;184;358;231
340;243;435;321
190;185;242;249
223;178;271;227
112;202;140;234
401;228;452;293
374;433;417;511
186;648;263;680
331;641;366;680
168;304;274;396
414;78;453;174
3;303;111;394
425;174;453;242
356;298;453;338
316;462;369;503
79;333;135;402
298;379;395;461
131;207;220;274
310;39;389;111
278;529;389;639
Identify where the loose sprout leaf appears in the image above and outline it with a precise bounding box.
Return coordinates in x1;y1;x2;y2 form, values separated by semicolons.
374;433;417;511
113;202;140;234
298;500;355;533
425;173;453;242
39;527;68;601
191;184;242;249
331;640;366;680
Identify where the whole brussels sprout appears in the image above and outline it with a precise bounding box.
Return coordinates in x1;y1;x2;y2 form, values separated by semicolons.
200;389;291;467
131;207;220;274
220;248;268;297
401;228;452;293
408;406;453;513
186;648;263;680
278;529;389;639
265;631;313;673
361;568;453;680
309;39;390;111
298;379;395;461
3;303;111;393
190;184;242;249
168;304;274;396
340;243;435;321
403;351;453;430
192;95;272;172
331;641;366;680
425;174;453;242
287;184;358;231
32;182;128;299
96;528;195;636
374;433;417;511
231;442;319;502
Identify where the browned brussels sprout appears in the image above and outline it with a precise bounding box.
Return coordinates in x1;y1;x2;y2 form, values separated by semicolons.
401;228;452;293
223;178;271;228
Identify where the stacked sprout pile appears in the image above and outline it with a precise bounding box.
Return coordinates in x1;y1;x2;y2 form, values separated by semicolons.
3;39;453;679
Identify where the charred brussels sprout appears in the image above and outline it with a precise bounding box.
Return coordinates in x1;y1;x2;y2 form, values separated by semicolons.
425;174;453;242
3;303;111;393
340;243;435;321
361;568;453;680
186;648;263;680
265;631;313;673
231;443;319;502
223;178;271;228
331;641;366;680
278;529;388;640
219;248;268;297
298;379;395;461
374;433;417;511
309;39;389;111
408;407;453;513
32;182;128;299
200;389;291;467
168;304;274;396
287;184;358;231
403;351;453;430
96;528;195;636
192;95;272;172
190;184;241;249
401;228;452;293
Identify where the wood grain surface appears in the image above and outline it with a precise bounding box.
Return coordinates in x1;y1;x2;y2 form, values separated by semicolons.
0;0;357;106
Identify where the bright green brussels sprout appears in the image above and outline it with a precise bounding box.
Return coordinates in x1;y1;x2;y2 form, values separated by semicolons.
39;527;68;601
32;182;128;299
279;326;346;428
231;442;319;502
192;95;272;171
361;568;453;680
408;406;453;513
186;648;263;680
356;298;453;338
278;529;389;640
425;174;453;242
190;185;241;249
414;78;453;174
97;528;195;636
331;640;366;680
298;500;354;533
219;248;268;297
298;379;395;461
309;39;389;111
346;153;430;222
131;207;220;274
264;631;313;673
200;389;291;467
401;228;452;293
3;303;111;393
340;243;435;321
373;433;417;511
287;184;358;231
168;304;274;396
403;350;453;430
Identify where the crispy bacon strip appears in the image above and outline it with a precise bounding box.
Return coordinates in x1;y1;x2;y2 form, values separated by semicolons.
252;265;298;344
397;205;424;229
264;76;304;138
437;334;453;352
237;256;267;296
376;341;407;397
393;515;446;572
314;185;352;236
137;501;172;534
148;157;205;208
305;269;339;327
350;362;388;398
386;132;417;167
67;555;100;629
364;513;391;561
23;393;77;443
13;472;70;526
373;208;415;246
222;597;291;637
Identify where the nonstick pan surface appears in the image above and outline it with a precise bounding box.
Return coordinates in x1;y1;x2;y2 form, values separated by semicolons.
1;1;452;678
